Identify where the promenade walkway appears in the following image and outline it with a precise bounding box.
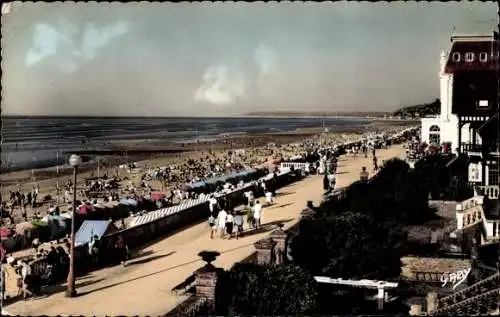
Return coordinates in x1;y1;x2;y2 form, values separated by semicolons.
3;146;405;316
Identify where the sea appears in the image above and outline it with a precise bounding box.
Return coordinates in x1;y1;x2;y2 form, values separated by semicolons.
1;116;373;172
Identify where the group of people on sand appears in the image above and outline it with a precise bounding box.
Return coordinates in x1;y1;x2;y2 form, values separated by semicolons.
1;241;70;301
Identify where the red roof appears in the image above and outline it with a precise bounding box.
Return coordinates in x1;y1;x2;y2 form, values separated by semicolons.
444;39;498;74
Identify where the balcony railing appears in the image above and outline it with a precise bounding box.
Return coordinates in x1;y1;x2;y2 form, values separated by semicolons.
460;142;498;154
460;143;484;153
478;185;500;199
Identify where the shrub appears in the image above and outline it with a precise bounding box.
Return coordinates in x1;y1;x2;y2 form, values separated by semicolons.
216;263;318;315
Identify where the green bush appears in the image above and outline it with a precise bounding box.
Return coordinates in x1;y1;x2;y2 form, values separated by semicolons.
290;211;404;280
215;263;318;315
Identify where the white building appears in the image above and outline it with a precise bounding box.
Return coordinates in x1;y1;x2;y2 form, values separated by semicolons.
421;33;498;186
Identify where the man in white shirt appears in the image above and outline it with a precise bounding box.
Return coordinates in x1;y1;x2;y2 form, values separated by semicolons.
209;196;218;214
19;261;33;299
327;173;336;191
265;191;273;205
247;191;254;206
217;209;228;238
253;201;263;229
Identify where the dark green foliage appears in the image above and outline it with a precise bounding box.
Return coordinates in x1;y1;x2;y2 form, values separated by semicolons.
290;211;404;280
414;154;451;198
291;158;442;284
215;263;318;315
338;158;435;224
392;98;440;118
414;154;473;201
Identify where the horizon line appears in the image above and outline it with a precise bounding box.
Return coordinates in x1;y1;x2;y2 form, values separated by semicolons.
1;111;394;119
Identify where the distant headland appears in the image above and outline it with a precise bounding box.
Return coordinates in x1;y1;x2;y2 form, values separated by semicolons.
242;99;440;119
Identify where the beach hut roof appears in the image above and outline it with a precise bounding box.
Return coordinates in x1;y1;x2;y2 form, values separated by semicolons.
119;199;131;205
126;198;138;206
75;220;117;246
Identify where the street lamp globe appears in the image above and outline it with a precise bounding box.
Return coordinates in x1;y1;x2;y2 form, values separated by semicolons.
69;154;82;167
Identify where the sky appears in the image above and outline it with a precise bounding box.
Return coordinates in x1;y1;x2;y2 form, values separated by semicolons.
1;1;497;117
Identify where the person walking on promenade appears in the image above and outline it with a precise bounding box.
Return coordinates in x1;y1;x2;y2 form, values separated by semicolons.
373;156;379;172
234;211;244;240
208;214;217;239
253;200;263;229
88;235;101;266
225;211;234;239
360;166;369;183
115;236;129;267
217;208;228;239
328;173;336;191
323;174;330;192
265;190;274;206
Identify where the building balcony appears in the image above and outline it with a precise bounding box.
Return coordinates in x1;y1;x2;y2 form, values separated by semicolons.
460;143;498;154
460;143;483;153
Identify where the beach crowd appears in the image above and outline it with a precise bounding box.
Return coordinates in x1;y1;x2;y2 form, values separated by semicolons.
0;125;420;302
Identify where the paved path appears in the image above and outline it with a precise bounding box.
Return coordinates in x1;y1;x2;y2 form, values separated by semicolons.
4;146;405;317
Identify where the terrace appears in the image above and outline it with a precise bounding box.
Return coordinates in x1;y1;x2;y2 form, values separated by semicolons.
455;185;500;244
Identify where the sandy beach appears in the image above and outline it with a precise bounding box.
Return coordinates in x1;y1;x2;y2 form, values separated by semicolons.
0;125;400;224
2;143;406;316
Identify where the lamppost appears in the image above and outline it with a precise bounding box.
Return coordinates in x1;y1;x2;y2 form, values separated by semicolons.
66;154;81;298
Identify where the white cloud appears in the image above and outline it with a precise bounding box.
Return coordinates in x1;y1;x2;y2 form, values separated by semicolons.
254;43;276;75
254;43;279;94
194;65;246;106
25;20;129;71
76;21;128;60
25;24;60;67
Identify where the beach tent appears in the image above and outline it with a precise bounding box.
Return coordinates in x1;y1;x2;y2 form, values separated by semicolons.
78;204;96;215
119;198;132;205
60;212;72;219
0;228;10;238
125;198;138;206
75;220;118;247
150;192;166;200
93;203;107;210
43;215;69;240
15;221;34;235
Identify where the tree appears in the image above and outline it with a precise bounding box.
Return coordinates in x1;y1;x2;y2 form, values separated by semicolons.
414;154;451;198
290;211;404;280
216;263;318;315
331;159;434;224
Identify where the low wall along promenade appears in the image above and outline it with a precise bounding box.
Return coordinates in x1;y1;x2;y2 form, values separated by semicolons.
28;170;303;273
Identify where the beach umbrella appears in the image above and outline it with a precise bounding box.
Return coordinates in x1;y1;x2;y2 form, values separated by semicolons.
0;228;10;238
151;192;166;200
78;204;95;214
15;221;34;235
